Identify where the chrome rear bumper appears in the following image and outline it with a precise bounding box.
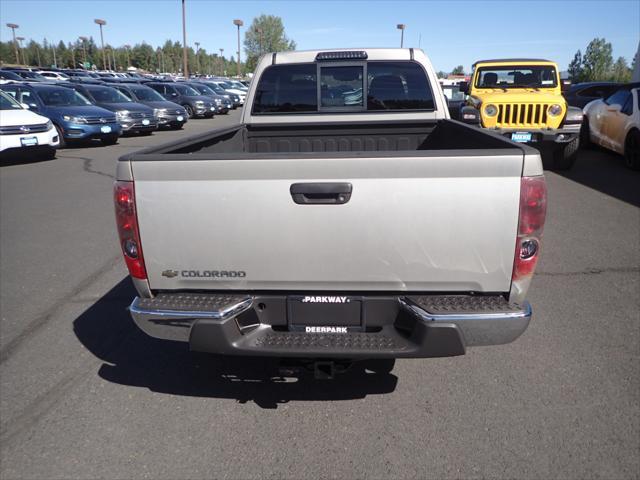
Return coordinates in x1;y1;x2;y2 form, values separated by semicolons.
129;294;531;358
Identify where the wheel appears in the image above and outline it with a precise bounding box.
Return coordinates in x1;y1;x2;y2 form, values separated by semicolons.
54;124;66;148
363;359;396;374
580;117;592;149
184;104;194;117
170;124;183;130
100;135;118;146
551;136;579;170
624;130;640;170
140;130;153;136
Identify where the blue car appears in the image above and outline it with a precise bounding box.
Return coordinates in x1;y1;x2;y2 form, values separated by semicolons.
0;82;121;147
62;83;158;135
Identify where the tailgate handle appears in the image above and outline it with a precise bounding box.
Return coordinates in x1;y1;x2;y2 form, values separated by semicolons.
290;182;352;205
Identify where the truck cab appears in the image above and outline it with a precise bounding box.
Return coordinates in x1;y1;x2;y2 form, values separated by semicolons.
461;59;582;170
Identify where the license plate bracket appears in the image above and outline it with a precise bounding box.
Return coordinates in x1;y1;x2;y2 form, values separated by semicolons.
511;131;533;143
287;295;362;331
20;136;38;147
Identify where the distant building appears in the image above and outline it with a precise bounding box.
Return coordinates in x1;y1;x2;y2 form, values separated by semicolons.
440;74;470;86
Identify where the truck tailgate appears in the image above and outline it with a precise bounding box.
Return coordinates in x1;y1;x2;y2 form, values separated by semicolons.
132;153;523;292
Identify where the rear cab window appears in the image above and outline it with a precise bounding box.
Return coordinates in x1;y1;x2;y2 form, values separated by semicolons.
252;60;434;114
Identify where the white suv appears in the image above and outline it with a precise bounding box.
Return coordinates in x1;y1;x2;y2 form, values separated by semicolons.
0;91;59;160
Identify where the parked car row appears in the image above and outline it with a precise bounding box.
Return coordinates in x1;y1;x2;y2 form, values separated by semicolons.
0;67;250;160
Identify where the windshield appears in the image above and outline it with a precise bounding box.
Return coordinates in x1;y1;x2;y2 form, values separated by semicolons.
191;84;215;95
69;72;91;78
475;65;558;88
207;83;226;94
41;71;70;79
38;88;93;106
130;87;165;101
0;91;23;110
229;81;247;90
88;87;132;103
0;71;22;80
174;84;199;96
22;71;47;80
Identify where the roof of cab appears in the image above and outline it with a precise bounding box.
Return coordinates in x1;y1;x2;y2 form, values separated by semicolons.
472;58;554;67
271;48;420;65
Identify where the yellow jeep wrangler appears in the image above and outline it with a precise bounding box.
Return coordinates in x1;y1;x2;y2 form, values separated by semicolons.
459;58;583;169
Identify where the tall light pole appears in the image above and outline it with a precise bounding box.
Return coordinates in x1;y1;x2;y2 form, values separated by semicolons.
79;36;88;67
181;0;188;77
15;36;25;65
94;19;107;70
233;19;243;77
124;44;131;68
256;27;263;55
194;41;200;74
219;48;224;75
6;23;19;63
70;42;76;68
52;43;57;68
397;24;406;48
111;47;117;71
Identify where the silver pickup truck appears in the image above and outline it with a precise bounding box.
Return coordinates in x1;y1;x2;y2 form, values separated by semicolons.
115;49;547;374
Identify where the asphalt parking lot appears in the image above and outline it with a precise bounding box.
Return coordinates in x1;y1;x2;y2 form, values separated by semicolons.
1;110;638;479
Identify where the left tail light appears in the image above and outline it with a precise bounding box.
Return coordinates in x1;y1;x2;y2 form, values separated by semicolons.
114;181;147;279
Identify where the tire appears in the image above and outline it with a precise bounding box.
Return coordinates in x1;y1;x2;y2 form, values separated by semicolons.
100;135;118;146
551;136;579;170
55;124;66;149
624;130;640;171
170;124;184;130
184;104;194;117
140;130;153;136
580;117;592;149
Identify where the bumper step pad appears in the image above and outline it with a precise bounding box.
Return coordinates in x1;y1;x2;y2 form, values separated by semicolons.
255;331;402;351
405;295;523;315
135;293;251;313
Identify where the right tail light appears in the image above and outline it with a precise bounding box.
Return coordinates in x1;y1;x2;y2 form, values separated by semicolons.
512;176;547;282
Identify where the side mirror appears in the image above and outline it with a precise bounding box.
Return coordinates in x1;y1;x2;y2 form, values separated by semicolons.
171;92;178;97
458;81;469;95
459;106;481;125
561;80;571;93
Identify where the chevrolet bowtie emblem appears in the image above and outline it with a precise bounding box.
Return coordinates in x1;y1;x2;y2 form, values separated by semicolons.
161;270;179;278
